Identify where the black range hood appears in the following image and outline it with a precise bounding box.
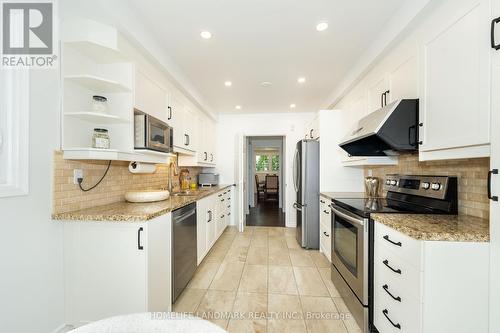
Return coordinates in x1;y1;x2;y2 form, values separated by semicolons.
339;99;419;157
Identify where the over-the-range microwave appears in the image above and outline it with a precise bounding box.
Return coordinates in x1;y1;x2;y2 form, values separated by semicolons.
134;109;173;153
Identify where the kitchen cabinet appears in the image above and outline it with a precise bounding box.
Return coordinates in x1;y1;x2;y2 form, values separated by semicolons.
367;76;390;113
168;92;198;155
305;115;320;140
134;70;168;123
418;0;491;161
63;214;172;326
373;221;488;333
388;56;418;103
197;187;233;264
319;196;332;262
178;113;218;167
489;1;500;330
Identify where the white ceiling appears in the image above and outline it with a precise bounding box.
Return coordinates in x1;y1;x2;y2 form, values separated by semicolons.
124;0;408;114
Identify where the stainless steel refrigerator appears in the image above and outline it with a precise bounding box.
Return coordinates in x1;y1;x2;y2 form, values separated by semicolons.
293;139;320;249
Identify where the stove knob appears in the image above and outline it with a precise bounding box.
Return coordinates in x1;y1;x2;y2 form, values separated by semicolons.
431;183;441;191
390;180;397;186
421;182;430;190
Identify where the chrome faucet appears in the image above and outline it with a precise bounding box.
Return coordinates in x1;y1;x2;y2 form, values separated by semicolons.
168;159;179;193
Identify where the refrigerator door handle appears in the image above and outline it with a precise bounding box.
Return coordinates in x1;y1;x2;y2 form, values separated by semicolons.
293;149;299;192
293;202;303;211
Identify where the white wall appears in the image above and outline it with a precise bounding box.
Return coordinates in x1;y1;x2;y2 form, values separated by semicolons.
0;70;65;332
216;112;315;227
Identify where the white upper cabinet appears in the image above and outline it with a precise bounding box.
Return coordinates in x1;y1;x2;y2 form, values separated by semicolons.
419;0;491;160
305;115;320;140
367;76;390;113
388;56;419;102
134;70;168;122
178;112;217;167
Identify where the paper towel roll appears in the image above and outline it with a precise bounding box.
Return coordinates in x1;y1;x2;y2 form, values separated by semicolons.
128;161;157;174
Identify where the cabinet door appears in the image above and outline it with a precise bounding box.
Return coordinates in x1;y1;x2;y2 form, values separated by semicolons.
419;0;491;153
388;56;419;102
489;2;500;331
66;223;147;324
197;115;208;163
206;196;217;248
367;76;389;113
134;70;167;122
196;198;208;263
207;119;217;164
146;214;172;312
183;107;197;152
170;93;186;149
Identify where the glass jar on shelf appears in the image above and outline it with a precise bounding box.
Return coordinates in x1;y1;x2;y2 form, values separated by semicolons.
92;128;110;149
92;95;108;113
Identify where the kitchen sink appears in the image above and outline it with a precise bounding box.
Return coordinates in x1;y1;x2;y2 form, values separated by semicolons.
171;190;198;197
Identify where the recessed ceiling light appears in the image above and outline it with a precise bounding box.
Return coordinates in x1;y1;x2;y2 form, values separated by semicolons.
200;31;212;39
290;104;296;108
224;81;232;87
260;81;272;87
235;105;242;110
316;22;328;32
297;77;306;84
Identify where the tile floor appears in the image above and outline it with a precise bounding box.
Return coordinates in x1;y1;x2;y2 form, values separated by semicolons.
173;226;363;333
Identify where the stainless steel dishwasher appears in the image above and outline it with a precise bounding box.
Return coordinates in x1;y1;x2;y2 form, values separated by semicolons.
172;202;197;303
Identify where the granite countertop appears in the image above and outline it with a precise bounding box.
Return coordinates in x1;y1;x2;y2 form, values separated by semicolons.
371;213;490;242
320;192;365;200
52;184;234;222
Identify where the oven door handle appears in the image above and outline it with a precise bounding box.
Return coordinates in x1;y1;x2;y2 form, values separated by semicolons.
331;206;365;227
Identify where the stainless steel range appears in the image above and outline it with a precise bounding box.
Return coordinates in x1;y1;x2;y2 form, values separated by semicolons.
330;175;458;332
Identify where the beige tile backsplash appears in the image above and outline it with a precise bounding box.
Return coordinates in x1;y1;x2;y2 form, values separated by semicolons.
364;154;490;219
52;151;201;214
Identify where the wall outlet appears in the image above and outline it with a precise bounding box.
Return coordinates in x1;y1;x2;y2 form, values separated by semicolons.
73;169;83;184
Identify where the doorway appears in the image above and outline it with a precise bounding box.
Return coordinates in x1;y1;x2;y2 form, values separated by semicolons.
245;136;285;227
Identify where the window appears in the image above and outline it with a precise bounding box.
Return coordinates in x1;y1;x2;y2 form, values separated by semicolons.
255;152;280;172
255;155;269;171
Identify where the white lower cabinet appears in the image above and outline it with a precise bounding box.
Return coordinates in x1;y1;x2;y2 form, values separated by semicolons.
63;214;172;327
197;187;234;264
373;221;489;333
319;196;332;262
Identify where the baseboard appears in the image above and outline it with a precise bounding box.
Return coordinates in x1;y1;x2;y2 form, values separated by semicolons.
51;324;74;333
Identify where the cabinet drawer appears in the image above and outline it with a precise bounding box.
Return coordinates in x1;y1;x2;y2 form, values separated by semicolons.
375;221;422;269
374;267;422;333
374;289;421;333
374;246;422;301
320;220;331;261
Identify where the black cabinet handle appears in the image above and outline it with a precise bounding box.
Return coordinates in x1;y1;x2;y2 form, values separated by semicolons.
381;92;384;108
227;212;231;216
221;199;225;202
491;17;500;50
382;309;401;330
383;259;401;274
167;106;172;120
204;152;208;161
383;235;402;247
382;284;402;302
221;215;225;218
218;194;223;197
207;210;213;222
187;134;190;146
323;210;330;215
323;231;329;237
320;200;325;204
310;129;314;139
210;153;213;162
384;90;390;106
138;227;144;250
488;169;498;201
184;134;189;146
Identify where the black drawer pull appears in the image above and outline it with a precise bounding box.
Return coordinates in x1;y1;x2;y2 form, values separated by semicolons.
138;227;144;250
323;231;329;237
382;284;401;302
383;259;402;274
323;210;330;215
383;235;402;247
492;16;500;50
220;215;225;218
488;169;498;201
320;200;325;203
382;309;401;330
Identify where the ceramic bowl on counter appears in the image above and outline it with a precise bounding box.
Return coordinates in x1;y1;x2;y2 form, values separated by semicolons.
125;190;170;203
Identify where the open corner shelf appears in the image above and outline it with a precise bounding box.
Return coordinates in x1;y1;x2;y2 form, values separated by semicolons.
64;74;131;93
64;112;130;124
